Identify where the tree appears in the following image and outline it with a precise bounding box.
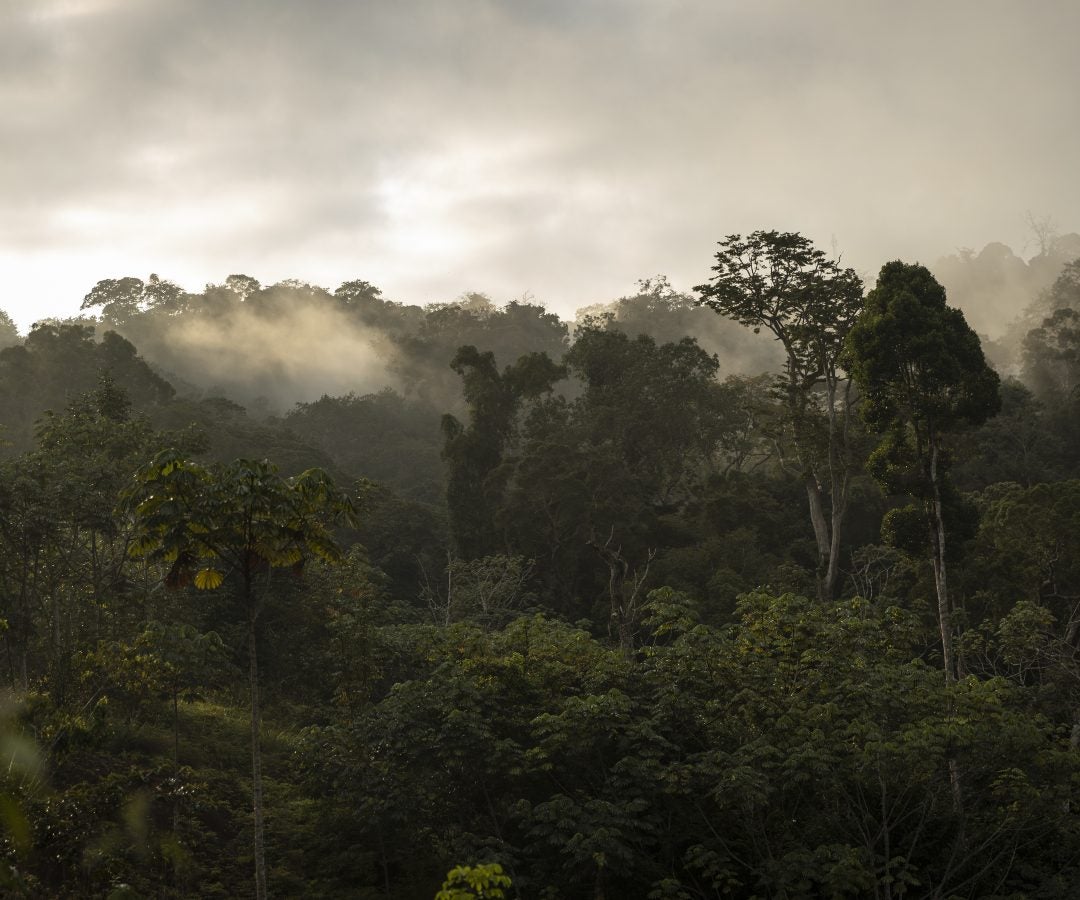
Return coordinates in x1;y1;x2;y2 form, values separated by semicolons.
78;274;190;329
711;373;776;475
442;347;564;559
695;231;865;599
966;481;1080;749
641;588;1080;897
1037;255;1080;315
435;863;512;900
0;376;194;696
420;554;534;628
565;324;728;501
497;327;734;620
80;277;146;328
843;261;1000;683
285;389;444;504
1023;306;1080;400
0;309;18;349
574;275;778;375
123;452;355;900
0;324;174;455
225;274;262;302
139;622;227;773
588;529;655;655
952;380;1064;489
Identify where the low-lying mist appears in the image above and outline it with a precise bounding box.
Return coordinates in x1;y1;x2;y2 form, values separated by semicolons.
70;274;780;417
146;300;401;412
6;230;1079;428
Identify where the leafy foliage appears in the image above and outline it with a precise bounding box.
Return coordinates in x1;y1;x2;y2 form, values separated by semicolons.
435;863;512;900
696;230;866;599
0;253;1078;897
123;452;356;591
845;261;1001;682
845;262;1001;435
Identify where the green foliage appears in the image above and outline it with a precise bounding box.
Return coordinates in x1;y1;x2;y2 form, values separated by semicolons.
442;346;564;559
1023;306;1080;401
422;554;535;627
963;482;1080;687
285;389;444;503
845;261;1000;434
0;379;202;705
845;261;1001;512
1;258;1079;898
696;230;864;376
303;589;1080;897
301;546;406;713
148;394;339;480
123;451;356;593
488;323;768;618
349;481;447;603
952;379;1068;489
564;323;726;490
122;451;355;899
696;230;868;599
844;261;1001;679
0;325;174;455
0;698;40;894
435;862;512;900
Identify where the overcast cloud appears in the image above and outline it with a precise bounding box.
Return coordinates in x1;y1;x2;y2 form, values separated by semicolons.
2;0;1078;330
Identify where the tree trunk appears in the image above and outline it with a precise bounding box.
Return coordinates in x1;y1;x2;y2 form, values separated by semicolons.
589;531;645;656
822;375;848;602
616;610;634;658
929;439;964;815
17;575;29;691
805;477;831;601
173;689;180;774
376;824;392;899
1066;711;1080;813
51;589;65;704
19;642;28;693
249;613;268;900
825;505;843;600
172;686;182;834
929;442;955;685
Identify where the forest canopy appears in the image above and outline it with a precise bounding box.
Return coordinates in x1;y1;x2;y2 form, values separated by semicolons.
0;233;1078;898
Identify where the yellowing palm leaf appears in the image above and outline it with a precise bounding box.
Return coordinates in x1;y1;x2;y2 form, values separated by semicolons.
194;568;225;590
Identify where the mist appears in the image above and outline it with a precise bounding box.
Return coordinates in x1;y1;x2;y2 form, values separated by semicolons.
141;297;401;412
12;229;1079;423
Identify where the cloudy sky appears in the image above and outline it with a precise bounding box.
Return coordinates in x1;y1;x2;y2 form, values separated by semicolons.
2;0;1077;330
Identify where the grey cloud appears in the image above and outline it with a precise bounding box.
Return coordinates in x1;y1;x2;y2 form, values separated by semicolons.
2;0;1079;331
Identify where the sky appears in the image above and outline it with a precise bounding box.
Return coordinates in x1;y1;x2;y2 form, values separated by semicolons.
2;0;1078;332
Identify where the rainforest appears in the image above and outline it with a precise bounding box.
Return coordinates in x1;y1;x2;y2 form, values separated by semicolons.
1;230;1079;898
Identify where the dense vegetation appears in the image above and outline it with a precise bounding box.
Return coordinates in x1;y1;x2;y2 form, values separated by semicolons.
1;233;1079;898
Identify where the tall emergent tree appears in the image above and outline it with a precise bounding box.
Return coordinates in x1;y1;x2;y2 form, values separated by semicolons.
843;262;1000;683
123;452;355;900
442;346;564;559
695;231;864;599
